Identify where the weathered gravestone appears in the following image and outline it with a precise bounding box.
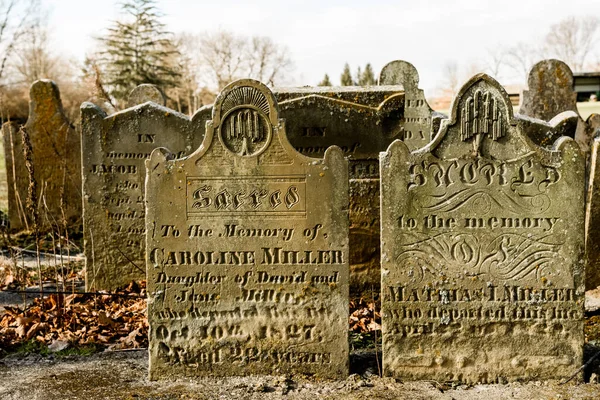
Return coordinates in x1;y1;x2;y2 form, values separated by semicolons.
2;80;81;230
381;73;585;383
519;59;591;152
145;79;349;379
378;59;445;146
585;113;600;290
81;85;210;291
127;84;166;108
273;60;439;293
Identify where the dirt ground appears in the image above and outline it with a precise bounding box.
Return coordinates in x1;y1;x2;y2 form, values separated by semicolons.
0;350;598;400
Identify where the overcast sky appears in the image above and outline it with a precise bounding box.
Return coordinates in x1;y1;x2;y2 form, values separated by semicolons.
44;0;600;96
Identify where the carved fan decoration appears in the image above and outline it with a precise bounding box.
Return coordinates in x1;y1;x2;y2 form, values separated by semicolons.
460;89;506;156
219;86;272;156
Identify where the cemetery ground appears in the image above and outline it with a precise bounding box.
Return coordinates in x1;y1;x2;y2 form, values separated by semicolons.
0;232;599;398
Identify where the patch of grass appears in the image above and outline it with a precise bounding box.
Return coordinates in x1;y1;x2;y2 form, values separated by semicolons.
350;331;381;351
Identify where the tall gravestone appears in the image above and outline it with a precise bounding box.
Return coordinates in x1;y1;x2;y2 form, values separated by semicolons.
145;79;349;379
273;60;439;293
381;73;585;383
519;59;591;152
585;113;600;290
81;85;209;291
2;80;81;230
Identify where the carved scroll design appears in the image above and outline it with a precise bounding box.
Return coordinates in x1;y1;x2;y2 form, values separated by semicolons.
408;158;560;216
479;233;562;281
414;187;552;215
395;232;564;283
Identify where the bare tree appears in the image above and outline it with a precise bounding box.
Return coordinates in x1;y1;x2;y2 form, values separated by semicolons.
439;61;460;97
544;16;600;72
0;0;39;86
504;42;541;82
13;15;60;85
245;36;293;86
196;31;247;90
191;30;293;91
485;47;506;80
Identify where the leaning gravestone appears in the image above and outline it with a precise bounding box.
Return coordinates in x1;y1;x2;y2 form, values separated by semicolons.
81;85;209;291
2;80;81;230
519;59;591;152
273;60;439;293
381;73;585;383
145;79;349;379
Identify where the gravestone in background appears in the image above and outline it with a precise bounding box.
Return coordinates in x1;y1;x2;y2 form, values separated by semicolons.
145;79;349;379
381;74;585;383
378;59;445;146
81;85;209;291
585;113;600;290
127;84;166;108
273;60;439;293
2;80;81;230
519;59;591;152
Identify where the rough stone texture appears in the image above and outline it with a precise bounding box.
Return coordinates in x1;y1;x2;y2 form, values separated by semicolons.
520;59;579;121
381;74;585;383
378;59;446;143
519;59;591;152
274;86;409;155
81;86;209;291
273;63;439;294
2;80;81;230
145;79;349;379
127;84;166;108
585;113;600;290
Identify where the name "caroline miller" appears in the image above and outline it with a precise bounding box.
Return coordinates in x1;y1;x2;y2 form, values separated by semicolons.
149;247;344;266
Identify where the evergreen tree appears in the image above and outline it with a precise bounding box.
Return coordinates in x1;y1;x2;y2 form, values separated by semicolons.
340;63;354;86
359;63;376;86
355;66;362;85
97;0;180;105
318;73;332;86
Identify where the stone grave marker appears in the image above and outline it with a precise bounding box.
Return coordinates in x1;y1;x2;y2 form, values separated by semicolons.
127;84;166;108
273;61;439;293
519;59;591;152
145;79;349;379
381;73;585;383
378;59;445;145
585;113;600;290
81;85;209;291
2;80;81;230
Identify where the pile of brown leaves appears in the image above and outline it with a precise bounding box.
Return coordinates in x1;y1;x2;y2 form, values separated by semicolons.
0;281;147;353
349;298;381;333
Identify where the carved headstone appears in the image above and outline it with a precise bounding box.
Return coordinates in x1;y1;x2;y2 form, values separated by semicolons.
274;63;438;293
127;84;166;108
585;113;600;290
2;80;81;230
378;59;445;145
520;59;578;121
381;74;585;383
145;79;349;379
519;59;591;152
81;87;209;291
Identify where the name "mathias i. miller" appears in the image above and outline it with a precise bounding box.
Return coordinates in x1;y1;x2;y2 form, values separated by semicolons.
149;247;344;266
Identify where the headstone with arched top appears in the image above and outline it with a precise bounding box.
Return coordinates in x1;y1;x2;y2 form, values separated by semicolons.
381;73;585;383
145;79;349;379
